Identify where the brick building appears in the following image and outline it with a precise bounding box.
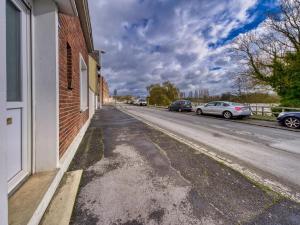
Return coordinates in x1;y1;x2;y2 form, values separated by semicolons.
0;1;98;224
58;13;90;156
89;51;101;117
100;76;111;104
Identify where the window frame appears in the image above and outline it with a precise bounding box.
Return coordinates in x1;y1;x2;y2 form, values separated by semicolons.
79;54;88;111
66;42;73;90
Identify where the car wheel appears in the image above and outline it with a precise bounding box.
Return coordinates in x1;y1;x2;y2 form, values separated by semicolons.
196;109;203;115
223;111;232;119
284;117;300;129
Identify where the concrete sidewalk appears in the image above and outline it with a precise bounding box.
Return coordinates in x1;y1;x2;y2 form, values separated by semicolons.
69;106;300;225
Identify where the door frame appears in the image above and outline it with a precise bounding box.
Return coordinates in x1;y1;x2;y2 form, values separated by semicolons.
6;0;32;194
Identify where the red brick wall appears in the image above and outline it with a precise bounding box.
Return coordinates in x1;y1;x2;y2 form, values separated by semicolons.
100;76;110;104
58;13;89;157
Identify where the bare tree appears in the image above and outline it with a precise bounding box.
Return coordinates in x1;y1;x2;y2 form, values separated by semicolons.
233;0;300;105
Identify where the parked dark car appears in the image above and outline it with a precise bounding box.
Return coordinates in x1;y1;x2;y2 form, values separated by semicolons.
169;100;193;112
277;112;300;129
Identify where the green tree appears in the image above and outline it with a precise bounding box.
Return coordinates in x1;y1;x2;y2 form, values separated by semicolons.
147;81;179;106
235;0;300;107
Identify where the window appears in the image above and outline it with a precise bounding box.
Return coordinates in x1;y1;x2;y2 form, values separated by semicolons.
206;102;216;107
67;43;73;89
6;0;21;101
80;54;88;111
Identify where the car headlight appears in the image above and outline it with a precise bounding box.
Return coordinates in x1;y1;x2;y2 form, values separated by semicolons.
278;112;285;117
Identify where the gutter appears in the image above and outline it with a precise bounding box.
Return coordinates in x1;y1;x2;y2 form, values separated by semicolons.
75;0;94;53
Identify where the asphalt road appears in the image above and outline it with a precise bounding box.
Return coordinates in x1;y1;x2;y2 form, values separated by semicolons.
120;105;300;194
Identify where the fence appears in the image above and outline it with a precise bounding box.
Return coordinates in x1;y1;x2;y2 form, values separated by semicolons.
248;104;300;117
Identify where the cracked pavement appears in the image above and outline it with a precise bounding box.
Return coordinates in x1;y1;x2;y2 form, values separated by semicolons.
69;106;300;225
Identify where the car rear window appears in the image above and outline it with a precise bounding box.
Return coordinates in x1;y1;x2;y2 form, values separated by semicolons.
230;102;243;106
207;102;216;106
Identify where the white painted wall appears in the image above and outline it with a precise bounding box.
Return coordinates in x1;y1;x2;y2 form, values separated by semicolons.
95;95;98;110
0;0;8;224
89;89;95;118
33;0;59;172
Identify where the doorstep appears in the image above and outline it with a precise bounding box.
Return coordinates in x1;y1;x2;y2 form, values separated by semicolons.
8;170;58;225
8;118;91;225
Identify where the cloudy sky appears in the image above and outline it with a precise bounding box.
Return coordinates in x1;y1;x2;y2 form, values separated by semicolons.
88;0;279;96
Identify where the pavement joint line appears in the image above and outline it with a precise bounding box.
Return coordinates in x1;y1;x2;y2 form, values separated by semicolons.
118;106;300;203
151;141;192;185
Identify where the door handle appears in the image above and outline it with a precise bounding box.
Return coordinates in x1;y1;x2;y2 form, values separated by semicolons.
6;117;13;125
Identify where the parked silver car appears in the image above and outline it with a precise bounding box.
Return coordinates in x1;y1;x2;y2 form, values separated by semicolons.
195;101;251;119
134;98;147;106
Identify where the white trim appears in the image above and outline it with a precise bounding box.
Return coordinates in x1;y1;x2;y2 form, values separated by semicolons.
59;117;91;169
8;170;30;194
55;8;59;168
27;118;91;225
0;0;8;223
31;0;36;175
79;53;88;112
6;0;32;193
32;0;59;172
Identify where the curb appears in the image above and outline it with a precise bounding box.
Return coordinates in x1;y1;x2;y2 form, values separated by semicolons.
118;106;300;203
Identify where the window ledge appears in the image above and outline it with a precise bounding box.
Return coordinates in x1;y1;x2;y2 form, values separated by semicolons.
80;107;88;112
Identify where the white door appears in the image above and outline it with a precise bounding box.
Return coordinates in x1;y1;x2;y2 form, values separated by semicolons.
6;0;31;193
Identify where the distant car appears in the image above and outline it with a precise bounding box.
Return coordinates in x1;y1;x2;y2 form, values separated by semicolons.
169;100;193;112
277;112;300;129
136;99;147;106
195;101;251;119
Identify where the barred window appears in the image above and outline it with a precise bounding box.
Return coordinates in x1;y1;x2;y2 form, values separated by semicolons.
67;43;73;90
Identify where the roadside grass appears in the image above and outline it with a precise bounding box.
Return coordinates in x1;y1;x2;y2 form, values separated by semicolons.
250;115;277;122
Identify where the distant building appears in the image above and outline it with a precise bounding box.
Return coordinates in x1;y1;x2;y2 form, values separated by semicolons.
199;88;209;98
100;76;110;104
89;51;101;118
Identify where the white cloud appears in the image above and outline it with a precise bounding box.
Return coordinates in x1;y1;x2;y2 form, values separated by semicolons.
88;0;275;96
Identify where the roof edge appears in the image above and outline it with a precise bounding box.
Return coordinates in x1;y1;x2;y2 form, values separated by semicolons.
55;0;78;16
75;0;94;53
